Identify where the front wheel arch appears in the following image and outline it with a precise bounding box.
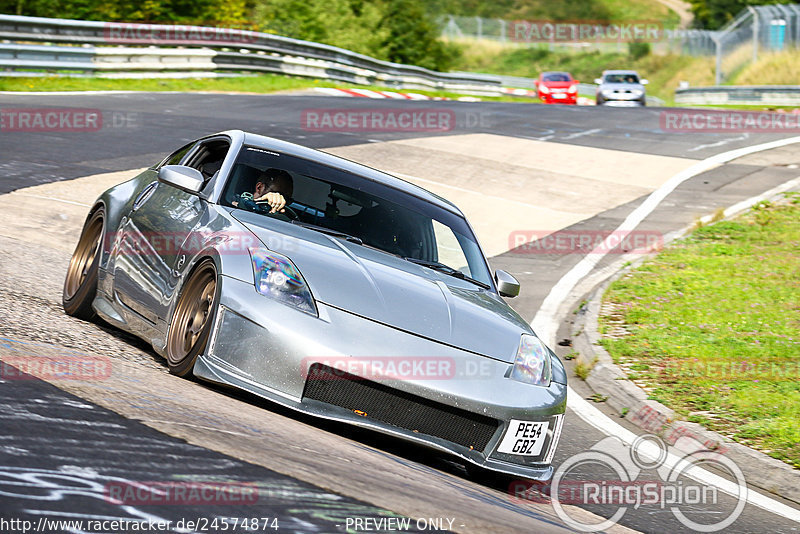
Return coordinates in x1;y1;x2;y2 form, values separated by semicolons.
63;205;106;320
165;257;220;377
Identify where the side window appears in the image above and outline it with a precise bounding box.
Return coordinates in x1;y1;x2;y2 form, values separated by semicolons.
186;139;231;181
159;142;194;168
432;220;470;274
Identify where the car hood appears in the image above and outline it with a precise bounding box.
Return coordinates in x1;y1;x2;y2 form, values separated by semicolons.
600;83;645;92
541;81;575;89
236;214;531;362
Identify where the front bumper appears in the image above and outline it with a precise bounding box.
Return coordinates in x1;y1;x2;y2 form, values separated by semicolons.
541;92;577;104
597;93;646;106
194;275;567;480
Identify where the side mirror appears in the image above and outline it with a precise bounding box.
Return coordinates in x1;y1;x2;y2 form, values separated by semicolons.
158;165;204;194
573;79;579;84
594;78;602;85
533;79;539;86
641;79;649;85
495;270;520;298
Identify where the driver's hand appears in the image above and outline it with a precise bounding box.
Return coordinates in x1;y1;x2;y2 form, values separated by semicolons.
255;192;286;213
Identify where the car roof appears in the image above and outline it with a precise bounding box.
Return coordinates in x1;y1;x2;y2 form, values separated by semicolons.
225;130;463;216
602;70;639;75
542;71;572;76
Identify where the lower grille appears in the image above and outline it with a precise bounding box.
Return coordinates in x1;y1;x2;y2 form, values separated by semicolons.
302;364;500;451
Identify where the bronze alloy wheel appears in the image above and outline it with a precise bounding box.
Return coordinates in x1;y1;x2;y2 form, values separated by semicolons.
63;207;104;320
166;259;218;377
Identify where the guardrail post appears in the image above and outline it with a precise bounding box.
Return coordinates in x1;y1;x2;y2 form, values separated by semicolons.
713;35;722;85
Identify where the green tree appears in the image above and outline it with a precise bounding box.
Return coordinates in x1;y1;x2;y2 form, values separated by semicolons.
689;0;793;30
254;0;388;57
378;0;459;71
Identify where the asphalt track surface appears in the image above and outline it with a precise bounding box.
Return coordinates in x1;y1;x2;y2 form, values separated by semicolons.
1;93;799;534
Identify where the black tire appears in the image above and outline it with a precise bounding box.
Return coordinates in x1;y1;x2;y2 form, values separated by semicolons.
165;259;218;377
63;207;104;320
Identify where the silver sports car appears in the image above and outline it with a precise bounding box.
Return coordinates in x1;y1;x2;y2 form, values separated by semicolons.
63;130;567;480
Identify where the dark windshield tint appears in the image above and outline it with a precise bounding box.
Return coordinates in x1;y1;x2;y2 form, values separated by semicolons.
604;73;639;84
221;146;492;286
543;73;572;82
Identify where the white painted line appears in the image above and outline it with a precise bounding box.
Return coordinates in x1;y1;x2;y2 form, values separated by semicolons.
532;135;800;523
12;193;91;207
704;176;800;223
532;134;800;345
561;128;602;140
688;133;750;152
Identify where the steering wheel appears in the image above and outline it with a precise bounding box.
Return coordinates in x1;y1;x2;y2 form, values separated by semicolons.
280;205;299;220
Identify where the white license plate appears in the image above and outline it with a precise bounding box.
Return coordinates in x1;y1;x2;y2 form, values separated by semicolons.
553;93;566;98
497;420;549;456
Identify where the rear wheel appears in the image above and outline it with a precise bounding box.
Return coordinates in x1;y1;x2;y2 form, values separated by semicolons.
166;259;218;377
63;207;104;320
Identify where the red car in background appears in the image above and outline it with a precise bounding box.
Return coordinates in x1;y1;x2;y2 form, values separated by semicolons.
535;72;579;104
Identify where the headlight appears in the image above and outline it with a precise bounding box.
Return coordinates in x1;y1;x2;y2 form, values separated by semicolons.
250;248;317;316
632;89;644;96
539;85;550;94
601;89;615;97
568;85;577;93
510;334;552;386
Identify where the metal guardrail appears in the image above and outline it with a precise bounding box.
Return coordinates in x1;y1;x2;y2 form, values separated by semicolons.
676;86;800;105
0;14;503;94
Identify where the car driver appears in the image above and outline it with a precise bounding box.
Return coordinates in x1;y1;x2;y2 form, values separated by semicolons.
233;168;294;214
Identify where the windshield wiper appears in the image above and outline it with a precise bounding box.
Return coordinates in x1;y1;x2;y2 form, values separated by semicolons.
403;257;490;289
291;221;363;245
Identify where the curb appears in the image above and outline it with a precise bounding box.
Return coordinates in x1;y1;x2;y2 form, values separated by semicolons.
313;87;451;100
568;183;800;506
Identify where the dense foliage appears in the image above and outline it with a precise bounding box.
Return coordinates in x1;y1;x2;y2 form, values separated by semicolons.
688;0;794;29
0;0;459;71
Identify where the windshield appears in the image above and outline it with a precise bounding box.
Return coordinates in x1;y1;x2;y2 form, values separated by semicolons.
221;146;493;287
543;73;572;82
604;73;639;84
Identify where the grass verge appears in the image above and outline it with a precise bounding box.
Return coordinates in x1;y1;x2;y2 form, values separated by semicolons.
0;74;527;102
599;194;800;468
